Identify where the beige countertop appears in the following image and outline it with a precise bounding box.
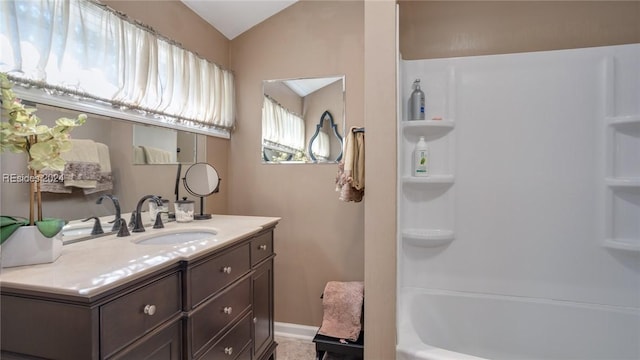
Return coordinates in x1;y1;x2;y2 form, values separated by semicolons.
0;215;280;298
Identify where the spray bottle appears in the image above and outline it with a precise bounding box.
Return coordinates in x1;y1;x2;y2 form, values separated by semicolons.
410;79;425;120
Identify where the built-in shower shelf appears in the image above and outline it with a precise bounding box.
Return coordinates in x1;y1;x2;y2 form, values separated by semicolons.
607;115;640;128
605;178;640;188
402;175;455;184
402;229;454;247
602;238;640;252
401;120;455;129
400;120;455;138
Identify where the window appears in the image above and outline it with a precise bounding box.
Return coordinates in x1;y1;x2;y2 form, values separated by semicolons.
0;0;235;135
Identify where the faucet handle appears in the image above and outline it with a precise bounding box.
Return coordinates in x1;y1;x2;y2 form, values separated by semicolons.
129;211;137;230
153;212;166;229
115;218;130;237
82;216;104;235
108;217;121;232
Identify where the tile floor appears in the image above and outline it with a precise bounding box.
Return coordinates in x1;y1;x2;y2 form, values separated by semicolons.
275;335;361;360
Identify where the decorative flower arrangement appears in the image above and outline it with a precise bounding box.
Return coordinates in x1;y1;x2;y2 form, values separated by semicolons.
0;73;86;244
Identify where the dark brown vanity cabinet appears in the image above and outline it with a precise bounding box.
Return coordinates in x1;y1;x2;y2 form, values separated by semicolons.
0;226;277;360
252;260;274;359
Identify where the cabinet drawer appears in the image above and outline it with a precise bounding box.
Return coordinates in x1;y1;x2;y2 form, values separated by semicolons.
189;243;250;308
250;231;273;266
108;320;182;360
190;277;251;357
101;272;182;358
197;313;252;360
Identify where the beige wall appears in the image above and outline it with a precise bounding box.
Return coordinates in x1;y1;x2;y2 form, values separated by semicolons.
364;1;397;359
399;1;640;60
229;1;365;326
264;82;303;115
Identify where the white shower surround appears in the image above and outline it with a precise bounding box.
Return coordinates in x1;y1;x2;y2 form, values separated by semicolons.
397;288;640;360
397;44;640;359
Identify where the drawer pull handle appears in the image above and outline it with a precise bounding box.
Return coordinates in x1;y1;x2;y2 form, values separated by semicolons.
222;266;232;274
143;304;156;316
223;306;233;315
259;244;267;251
253;317;258;324
224;347;233;355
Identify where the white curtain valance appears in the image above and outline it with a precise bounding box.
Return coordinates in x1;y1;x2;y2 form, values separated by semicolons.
262;96;305;152
0;0;235;133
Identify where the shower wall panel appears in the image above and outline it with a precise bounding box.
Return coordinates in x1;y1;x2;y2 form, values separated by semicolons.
398;44;640;309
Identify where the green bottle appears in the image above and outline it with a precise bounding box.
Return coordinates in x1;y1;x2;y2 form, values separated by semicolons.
413;136;429;176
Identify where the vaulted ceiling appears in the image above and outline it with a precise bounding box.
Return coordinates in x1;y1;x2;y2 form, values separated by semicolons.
180;0;298;40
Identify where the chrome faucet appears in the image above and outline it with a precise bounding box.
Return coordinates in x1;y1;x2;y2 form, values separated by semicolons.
132;195;163;233
96;194;121;231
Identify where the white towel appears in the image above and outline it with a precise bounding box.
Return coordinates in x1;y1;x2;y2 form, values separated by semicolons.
133;146;146;164
335;127;365;202
84;142;113;194
63;139;100;189
141;146;173;164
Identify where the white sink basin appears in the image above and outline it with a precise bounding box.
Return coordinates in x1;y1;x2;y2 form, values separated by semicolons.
135;230;217;245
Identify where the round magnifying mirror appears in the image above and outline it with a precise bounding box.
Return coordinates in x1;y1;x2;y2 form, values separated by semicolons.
183;163;220;220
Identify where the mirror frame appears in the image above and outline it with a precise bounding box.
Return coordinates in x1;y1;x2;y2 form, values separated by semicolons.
183;162;221;197
308;110;343;162
12;86;230;138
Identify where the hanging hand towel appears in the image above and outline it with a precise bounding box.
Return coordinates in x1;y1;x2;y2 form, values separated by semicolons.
62;139;100;189
84;142;113;194
318;281;364;342
336;127;365;202
41;139;100;192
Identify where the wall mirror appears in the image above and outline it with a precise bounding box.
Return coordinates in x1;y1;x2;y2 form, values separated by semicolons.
133;124;197;165
0;101;205;239
262;75;345;164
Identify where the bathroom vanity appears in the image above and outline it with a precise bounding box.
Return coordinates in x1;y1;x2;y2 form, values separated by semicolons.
0;215;279;360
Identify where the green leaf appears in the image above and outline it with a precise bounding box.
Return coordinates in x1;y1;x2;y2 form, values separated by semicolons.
0;215;29;245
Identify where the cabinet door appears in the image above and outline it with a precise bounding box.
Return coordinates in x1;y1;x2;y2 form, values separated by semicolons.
108;321;182;360
252;259;274;359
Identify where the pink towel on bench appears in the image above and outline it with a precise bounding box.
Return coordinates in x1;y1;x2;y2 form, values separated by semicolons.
318;281;364;342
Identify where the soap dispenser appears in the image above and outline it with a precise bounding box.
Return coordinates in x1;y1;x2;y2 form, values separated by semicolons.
410;79;425;120
412;136;429;177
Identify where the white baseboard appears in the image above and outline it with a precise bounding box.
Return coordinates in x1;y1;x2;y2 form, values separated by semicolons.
274;321;319;341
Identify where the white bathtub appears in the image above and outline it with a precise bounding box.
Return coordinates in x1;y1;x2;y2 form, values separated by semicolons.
397;288;640;360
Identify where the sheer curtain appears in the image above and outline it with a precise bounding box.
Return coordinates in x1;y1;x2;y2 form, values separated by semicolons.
262;96;305;152
0;0;235;132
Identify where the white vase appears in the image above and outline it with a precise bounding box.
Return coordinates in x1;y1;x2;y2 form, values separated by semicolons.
0;226;63;268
